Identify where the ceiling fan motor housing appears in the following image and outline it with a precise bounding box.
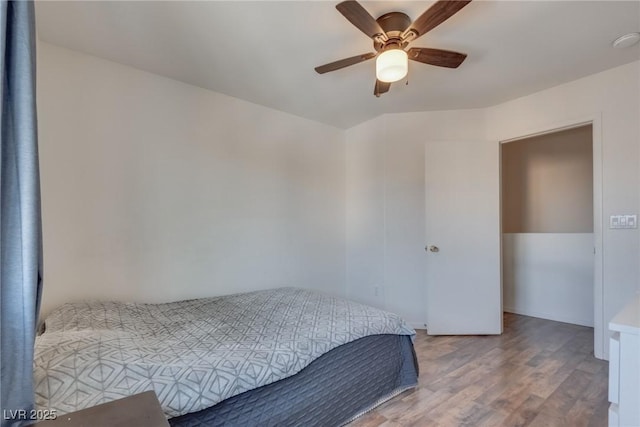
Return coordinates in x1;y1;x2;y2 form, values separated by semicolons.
374;12;411;51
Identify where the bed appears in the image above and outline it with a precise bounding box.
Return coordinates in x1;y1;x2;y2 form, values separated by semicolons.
34;288;418;426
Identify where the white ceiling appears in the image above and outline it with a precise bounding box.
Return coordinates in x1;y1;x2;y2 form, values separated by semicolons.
36;1;640;129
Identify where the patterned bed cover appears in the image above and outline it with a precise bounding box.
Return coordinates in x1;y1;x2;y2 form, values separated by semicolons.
34;288;416;419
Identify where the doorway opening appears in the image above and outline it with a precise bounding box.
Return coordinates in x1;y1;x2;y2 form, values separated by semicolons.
500;122;603;357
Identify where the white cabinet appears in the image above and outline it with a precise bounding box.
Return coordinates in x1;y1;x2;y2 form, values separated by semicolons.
608;295;640;427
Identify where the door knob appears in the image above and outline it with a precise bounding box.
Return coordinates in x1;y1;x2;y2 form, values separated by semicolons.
426;245;439;253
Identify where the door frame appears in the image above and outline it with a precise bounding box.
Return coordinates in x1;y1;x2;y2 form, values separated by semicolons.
498;114;604;359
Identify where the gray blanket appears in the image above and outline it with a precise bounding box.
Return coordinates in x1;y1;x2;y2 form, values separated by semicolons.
34;288;415;418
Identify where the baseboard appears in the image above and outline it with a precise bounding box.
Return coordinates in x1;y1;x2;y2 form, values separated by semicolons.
503;306;594;327
407;322;427;330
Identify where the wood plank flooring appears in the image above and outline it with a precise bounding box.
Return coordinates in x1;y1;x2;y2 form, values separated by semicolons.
350;313;609;427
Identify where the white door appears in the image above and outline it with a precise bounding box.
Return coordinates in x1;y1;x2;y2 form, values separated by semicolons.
424;140;502;335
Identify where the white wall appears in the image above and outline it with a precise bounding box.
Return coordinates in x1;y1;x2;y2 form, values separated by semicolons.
37;43;346;315
345;61;639;358
345;119;386;310
503;233;595;327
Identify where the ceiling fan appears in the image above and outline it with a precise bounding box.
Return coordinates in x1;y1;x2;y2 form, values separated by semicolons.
315;0;472;97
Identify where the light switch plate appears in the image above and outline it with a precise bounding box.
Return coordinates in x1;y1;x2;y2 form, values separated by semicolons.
610;215;623;228
610;214;638;229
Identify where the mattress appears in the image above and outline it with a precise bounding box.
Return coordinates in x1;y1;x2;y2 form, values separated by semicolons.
169;334;419;427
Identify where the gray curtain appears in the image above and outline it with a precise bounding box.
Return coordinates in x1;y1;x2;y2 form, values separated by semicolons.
0;1;43;426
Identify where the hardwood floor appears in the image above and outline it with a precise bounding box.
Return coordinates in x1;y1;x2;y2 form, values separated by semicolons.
350;313;609;427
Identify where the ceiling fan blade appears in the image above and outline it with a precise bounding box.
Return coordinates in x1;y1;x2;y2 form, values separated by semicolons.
406;0;472;40
315;52;376;74
374;79;391;97
336;1;387;40
408;47;467;68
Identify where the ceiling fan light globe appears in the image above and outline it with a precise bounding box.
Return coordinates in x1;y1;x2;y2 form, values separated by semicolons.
376;49;408;83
